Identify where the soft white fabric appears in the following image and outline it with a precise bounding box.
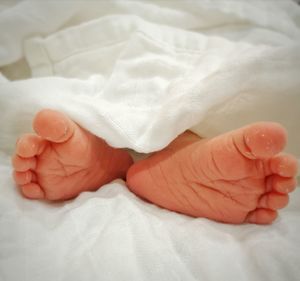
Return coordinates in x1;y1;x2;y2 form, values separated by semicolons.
1;1;300;281
1;154;300;281
0;72;7;82
0;0;300;155
1;0;300;66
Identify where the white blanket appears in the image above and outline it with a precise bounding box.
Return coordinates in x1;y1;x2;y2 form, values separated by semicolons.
0;0;300;155
0;1;300;280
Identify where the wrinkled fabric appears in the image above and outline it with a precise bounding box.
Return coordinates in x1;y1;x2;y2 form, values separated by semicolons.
0;0;300;155
0;154;300;281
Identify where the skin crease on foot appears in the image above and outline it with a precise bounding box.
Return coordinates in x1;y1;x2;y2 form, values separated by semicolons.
12;109;298;224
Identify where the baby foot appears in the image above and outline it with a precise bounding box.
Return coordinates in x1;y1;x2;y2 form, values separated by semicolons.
12;109;133;200
127;123;298;224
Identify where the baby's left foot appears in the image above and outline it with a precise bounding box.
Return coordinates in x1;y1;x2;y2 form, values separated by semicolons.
127;123;298;224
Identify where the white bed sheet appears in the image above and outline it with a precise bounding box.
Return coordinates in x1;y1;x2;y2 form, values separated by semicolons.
1;153;300;281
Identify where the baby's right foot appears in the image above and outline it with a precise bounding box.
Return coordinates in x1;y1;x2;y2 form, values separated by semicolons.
12;109;133;200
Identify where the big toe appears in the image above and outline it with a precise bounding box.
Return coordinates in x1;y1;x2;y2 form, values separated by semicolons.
33;109;75;143
234;122;287;160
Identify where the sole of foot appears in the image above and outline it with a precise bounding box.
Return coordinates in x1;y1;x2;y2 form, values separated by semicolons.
12;109;133;200
127;123;298;224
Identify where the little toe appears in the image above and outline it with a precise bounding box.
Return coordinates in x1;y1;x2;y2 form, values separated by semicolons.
270;154;298;177
21;183;45;199
12;154;36;172
234;122;287;160
33;109;75;143
13;170;33;185
258;192;289;210
266;174;297;194
16;134;47;158
245;208;278;224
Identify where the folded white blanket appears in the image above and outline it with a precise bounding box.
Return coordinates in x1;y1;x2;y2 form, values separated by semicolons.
0;0;300;157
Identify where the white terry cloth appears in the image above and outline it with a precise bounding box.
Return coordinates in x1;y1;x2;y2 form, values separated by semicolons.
0;12;300;155
1;154;300;281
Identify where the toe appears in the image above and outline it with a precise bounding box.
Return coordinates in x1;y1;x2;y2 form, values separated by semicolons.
270;154;298;177
13;170;33;185
16;134;47;158
234;122;287;160
266;174;297;194
33;109;75;143
21;183;45;199
245;208;278;224
258;192;289;210
12;154;36;172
